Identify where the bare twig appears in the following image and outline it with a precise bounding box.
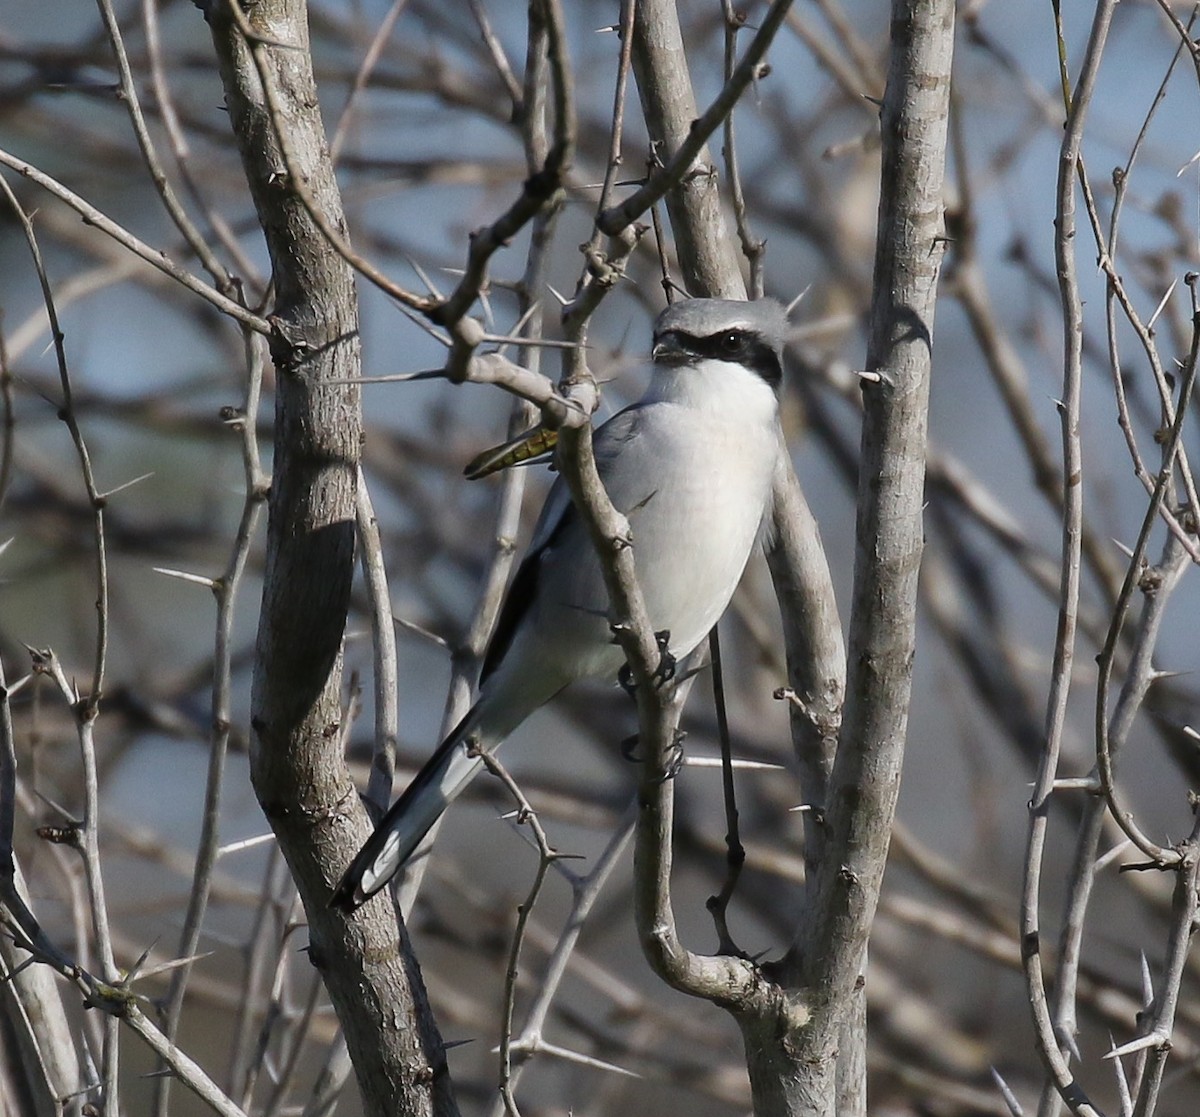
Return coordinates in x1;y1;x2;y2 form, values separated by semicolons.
1094;295;1200;866
1021;4;1116;1114
356;471;401;814
475;749;556;1117
218;0;436;316
329;0;414;165
562;0;639;350
597;0;794;236
0;153;269;334
0;177;110;705
1125;815;1200;1117
141;0;265;287
96;0;234;291
720;0;766;297
436;0;575;330
0;320;12;521
154;324;269;1116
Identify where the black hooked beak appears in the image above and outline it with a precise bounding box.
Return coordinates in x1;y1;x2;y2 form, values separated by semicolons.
651;330;692;367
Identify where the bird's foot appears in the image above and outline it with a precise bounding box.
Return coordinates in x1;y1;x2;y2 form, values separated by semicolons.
618;630;676;696
664;729;686;780
652;630;676;684
618;665;636;699
619;728;686;782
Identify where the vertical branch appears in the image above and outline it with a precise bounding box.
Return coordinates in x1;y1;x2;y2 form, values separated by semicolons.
765;441;845;891
0;328;13;515
1093;309;1200;865
154;326;269;1117
142;0;265;287
0;172;124;1111
947;111;1127;601
96;0;234;290
1039;534;1189;1117
1128;818;1200;1117
1021;3;1116;1114
561;0;638;351
474;752;557;1117
0;180;109;713
486;802;637;1117
0;658;90;1112
703;624;747;957
32;652;121;1111
623;0;748;298
228;849;293;1104
399;0;566;909
720;0;766;298
356;472;401;814
328;0;414;166
583;0;636;249
791;0;953;1103
200;1;454;1114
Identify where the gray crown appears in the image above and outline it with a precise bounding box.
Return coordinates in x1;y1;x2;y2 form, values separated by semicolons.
652;297;789;355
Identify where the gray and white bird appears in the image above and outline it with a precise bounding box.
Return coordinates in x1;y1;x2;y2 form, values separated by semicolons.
331;297;788;912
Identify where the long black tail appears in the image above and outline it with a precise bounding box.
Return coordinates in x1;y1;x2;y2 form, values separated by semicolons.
330;708;486;912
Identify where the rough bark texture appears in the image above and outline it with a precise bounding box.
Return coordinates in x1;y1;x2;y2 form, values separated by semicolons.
764;442;846;884
628;1;745;300
203;3;455;1115
627;1;953;1113
788;0;954;1107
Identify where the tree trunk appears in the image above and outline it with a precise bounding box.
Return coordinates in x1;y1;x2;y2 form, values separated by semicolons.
202;2;457;1114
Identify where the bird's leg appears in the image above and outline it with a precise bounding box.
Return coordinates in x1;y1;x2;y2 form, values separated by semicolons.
618;631;680;770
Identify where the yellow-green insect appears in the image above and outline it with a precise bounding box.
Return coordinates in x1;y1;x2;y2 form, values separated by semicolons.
463;425;559;481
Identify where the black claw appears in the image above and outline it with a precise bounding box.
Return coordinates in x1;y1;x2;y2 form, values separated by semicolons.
619;729;685;778
618;663;637;698
652;630;676;685
664;729;686;780
618;631;676;697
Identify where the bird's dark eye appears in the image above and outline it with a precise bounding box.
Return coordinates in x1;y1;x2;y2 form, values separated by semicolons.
718;331;743;354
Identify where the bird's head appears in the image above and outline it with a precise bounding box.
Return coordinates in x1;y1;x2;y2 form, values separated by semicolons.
651;297;788;389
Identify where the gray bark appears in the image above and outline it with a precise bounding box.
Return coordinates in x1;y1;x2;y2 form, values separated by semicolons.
0;867;83;1117
628;0;746;300
787;0;954;1106
626;0;953;1113
201;3;456;1114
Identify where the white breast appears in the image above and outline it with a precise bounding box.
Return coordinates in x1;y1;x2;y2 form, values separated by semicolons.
620;404;777;656
478;355;780;717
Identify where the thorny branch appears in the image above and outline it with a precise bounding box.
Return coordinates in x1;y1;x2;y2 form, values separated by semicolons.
596;0;794;236
1094;289;1200;868
153;322;269;1117
0;150;270;334
7;0;1200;1114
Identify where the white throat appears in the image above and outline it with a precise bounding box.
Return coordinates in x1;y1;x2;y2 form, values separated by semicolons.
646;358;779;427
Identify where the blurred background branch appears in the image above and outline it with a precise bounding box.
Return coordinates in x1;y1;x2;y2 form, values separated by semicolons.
1;0;1200;1115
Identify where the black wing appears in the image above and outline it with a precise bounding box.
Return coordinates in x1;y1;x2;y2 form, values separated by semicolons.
479;402;646;685
480;502;574;683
